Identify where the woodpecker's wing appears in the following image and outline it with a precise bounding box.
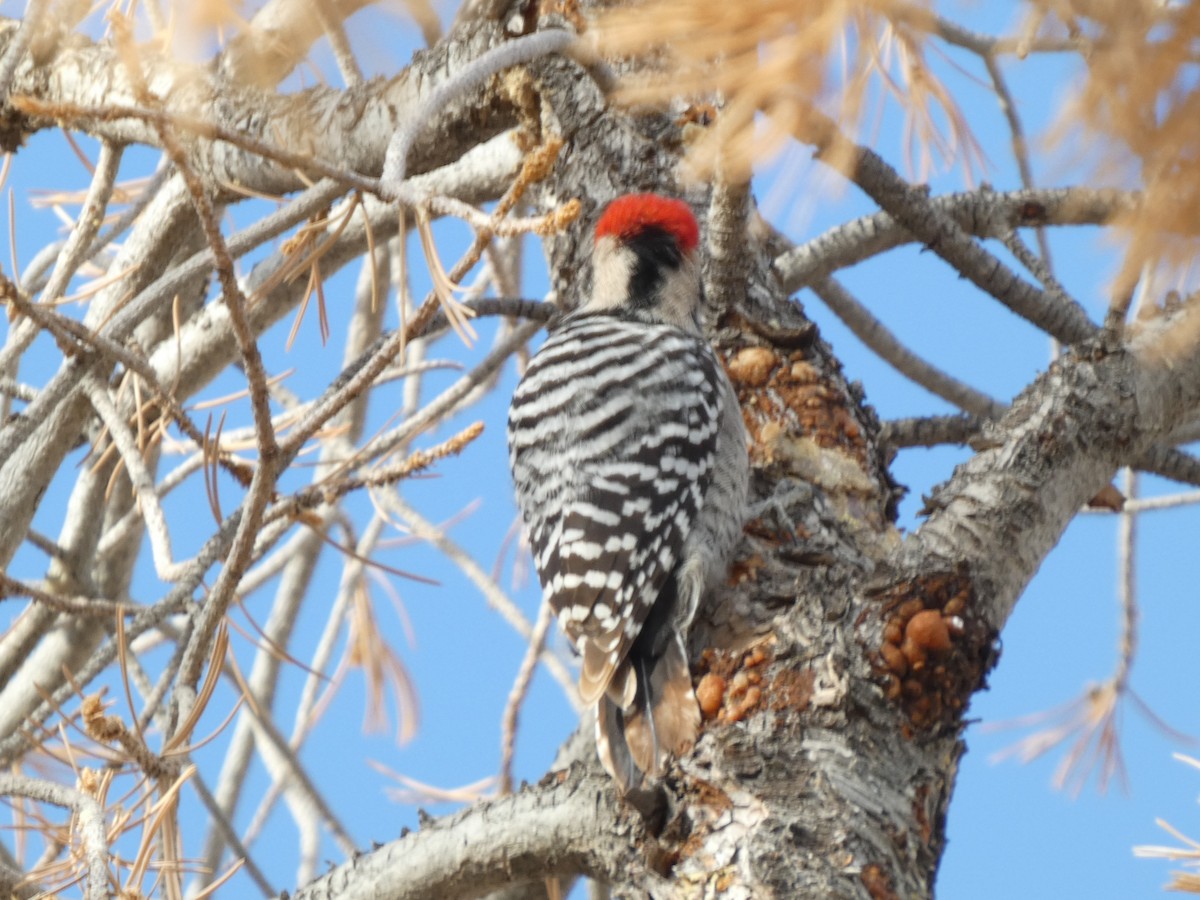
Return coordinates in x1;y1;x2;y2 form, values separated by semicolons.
507;316;721;705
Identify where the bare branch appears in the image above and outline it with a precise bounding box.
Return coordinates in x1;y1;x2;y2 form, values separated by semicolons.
313;0;365;86
381;29;576;191
907;304;1200;632
0;773;110;900
499;601;556;795
773;187;1132;297
795;111;1099;344
1133;444;1200;489
288;768;657;900
880;414;983;450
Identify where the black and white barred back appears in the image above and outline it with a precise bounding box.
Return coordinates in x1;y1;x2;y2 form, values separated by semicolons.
508;309;748;790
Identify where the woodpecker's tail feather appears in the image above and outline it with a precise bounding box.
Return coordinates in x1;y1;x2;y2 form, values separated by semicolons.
595;633;701;792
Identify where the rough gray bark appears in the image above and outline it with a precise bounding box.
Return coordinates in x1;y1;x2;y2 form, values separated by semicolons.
295;768;659;900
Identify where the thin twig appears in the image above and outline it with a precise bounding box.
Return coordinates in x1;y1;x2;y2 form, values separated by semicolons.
879;414;983;450
929;13;1086;56
185;772;276;898
1115;490;1200;514
499;600;556;794
0;572;127;618
266;423;487;531
42;142;125;302
999;228;1072;308
355;320;543;468
236;515;384;856
984;56;1057;275
82;372;188;582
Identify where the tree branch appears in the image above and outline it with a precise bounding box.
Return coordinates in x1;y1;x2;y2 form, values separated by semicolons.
880;414;983;450
0;773;110;900
794;111;1101;344
904;305;1200;633
288;768;659;900
0;14;516;195
774;186;1133;294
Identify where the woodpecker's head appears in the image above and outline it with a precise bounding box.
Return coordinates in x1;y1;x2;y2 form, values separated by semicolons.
586;193;703;331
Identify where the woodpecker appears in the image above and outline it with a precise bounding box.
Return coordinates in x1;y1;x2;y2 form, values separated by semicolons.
507;193;749;791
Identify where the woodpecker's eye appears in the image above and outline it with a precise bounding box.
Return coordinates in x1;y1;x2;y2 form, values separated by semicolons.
625;226;685;307
627;226;685;268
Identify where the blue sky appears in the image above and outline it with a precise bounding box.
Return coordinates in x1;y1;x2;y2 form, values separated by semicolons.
2;1;1199;897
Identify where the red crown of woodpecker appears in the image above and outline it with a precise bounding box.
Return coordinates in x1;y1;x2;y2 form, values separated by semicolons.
594;194;700;256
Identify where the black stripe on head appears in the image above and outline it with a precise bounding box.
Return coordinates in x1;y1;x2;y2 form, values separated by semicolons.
624;226;686;309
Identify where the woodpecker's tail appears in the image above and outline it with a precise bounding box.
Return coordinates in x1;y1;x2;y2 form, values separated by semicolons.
595;632;701;792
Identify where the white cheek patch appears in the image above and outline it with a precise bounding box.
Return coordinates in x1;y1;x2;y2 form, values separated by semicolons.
587;238;634;313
